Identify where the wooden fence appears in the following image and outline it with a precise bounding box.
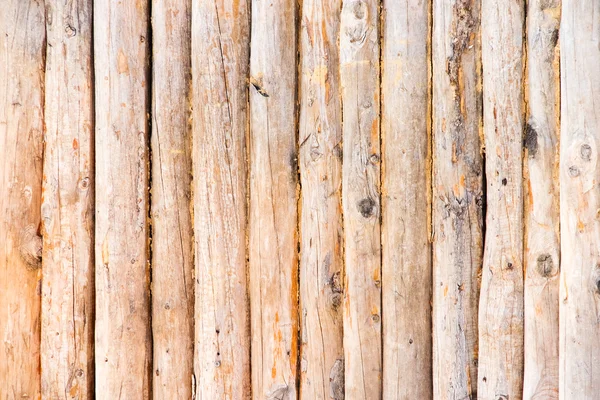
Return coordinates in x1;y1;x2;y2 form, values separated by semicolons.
0;0;596;399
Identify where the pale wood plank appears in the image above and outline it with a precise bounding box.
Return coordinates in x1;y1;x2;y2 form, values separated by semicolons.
559;0;600;397
477;0;525;397
298;0;344;398
523;0;560;398
94;0;152;397
41;0;95;398
381;0;432;397
340;1;381;398
0;1;45;398
431;0;483;398
151;0;194;398
249;0;299;398
192;0;251;398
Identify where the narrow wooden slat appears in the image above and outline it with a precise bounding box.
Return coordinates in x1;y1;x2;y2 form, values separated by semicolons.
0;1;45;398
94;0;152;397
477;0;525;397
340;1;381;398
431;0;483;397
381;0;432;397
523;0;560;398
41;0;94;398
249;0;299;398
192;0;251;398
559;0;600;397
152;0;194;398
298;0;344;398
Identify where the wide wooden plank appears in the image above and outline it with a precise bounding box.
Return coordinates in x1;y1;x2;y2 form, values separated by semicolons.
477;0;525;397
298;0;344;399
192;0;251;398
152;0;194;398
431;0;483;398
248;0;299;398
381;0;431;398
41;0;94;398
340;1;381;398
94;0;152;397
0;1;46;398
523;0;560;398
559;0;600;397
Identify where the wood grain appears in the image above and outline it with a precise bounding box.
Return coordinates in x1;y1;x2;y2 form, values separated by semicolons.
192;0;251;398
152;0;194;398
381;0;432;398
0;1;45;398
94;0;152;397
41;0;94;398
249;0;299;398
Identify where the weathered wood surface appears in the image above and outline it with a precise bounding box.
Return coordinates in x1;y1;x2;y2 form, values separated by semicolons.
94;0;152;397
192;0;251;398
0;1;45;398
381;0;432;398
477;0;525;398
559;0;600;397
298;0;344;399
248;0;299;398
431;0;483;398
523;0;560;398
340;1;381;398
41;0;95;398
152;0;194;398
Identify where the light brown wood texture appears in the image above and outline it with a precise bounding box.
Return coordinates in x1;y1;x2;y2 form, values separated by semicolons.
431;0;483;398
298;0;344;399
152;0;194;398
381;0;432;398
0;1;45;398
248;0;299;399
559;0;600;397
41;0;95;398
340;1;381;398
477;0;525;398
94;1;152;398
192;0;251;398
523;0;560;398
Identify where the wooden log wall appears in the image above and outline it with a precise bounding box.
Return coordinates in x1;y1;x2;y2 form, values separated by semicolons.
5;0;600;399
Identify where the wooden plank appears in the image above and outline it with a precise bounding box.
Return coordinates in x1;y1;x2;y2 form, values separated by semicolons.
523;0;560;398
298;0;344;399
248;0;299;398
431;0;483;398
94;0;152;397
477;0;525;397
559;0;600;397
152;0;194;398
41;0;94;398
340;1;381;398
0;1;45;398
192;0;251;398
381;0;432;398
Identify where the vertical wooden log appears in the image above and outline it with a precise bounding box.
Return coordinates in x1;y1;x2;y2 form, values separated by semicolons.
298;0;344;399
249;0;299;398
431;0;483;398
559;0;600;397
477;0;525;398
94;0;151;397
192;0;251;398
523;0;560;398
0;1;45;398
41;0;94;398
381;0;432;398
152;0;194;398
340;1;381;398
